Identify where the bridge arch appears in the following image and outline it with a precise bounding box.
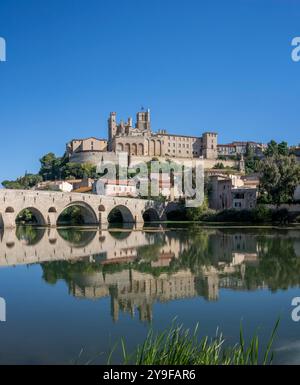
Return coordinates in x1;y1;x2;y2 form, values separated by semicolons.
108;205;135;223
142;208;161;222
57;202;98;226
15;207;47;226
58;228;97;247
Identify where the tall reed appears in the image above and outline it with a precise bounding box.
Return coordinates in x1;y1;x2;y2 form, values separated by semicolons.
115;319;279;365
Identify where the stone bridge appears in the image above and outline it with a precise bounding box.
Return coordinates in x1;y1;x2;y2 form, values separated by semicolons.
0;189;169;228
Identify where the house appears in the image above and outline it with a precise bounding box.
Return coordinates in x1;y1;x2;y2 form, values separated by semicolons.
231;187;257;210
209;174;258;210
217;141;266;158
209;176;233;210
93;179;137;197
35;180;74;193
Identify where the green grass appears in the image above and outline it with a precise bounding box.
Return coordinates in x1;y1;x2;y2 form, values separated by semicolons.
110;319;279;365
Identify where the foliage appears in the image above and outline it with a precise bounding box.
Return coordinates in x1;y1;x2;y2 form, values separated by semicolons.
197;206;295;224
244;235;300;291
258;155;300;206
264;140;289;157
252;205;273;223
245;157;260;174
115;320;279;365
63;162;98;180
15;209;37;224
39;153;99;181
213;162;225;169
186;197;213;221
39;153;66;180
57;206;85;225
2;173;42;189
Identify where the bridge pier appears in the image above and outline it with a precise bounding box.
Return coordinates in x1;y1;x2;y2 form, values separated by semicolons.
47;212;58;227
1;213;16;229
134;213;144;223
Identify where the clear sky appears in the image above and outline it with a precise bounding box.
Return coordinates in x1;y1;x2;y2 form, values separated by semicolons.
0;0;300;181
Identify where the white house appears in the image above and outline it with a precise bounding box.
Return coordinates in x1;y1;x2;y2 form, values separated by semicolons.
93;179;137;197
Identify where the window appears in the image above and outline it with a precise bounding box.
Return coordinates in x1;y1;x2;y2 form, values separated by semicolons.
234;193;245;199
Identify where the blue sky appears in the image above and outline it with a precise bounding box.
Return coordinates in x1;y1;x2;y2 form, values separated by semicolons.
0;0;300;181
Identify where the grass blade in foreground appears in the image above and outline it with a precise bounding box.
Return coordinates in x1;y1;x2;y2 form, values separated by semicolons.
112;319;279;365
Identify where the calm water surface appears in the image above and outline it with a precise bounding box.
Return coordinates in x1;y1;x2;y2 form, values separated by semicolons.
1;224;300;364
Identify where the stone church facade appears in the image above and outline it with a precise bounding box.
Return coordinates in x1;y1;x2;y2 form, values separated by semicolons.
66;109;219;163
108;109;218;160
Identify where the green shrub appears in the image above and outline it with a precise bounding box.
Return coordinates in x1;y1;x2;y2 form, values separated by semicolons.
252;205;272;223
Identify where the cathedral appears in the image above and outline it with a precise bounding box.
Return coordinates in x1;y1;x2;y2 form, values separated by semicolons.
67;109;218;163
108;109;218;159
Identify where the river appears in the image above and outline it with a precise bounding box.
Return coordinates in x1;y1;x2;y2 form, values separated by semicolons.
0;224;300;364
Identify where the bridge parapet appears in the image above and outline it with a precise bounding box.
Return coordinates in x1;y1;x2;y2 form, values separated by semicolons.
0;189;170;228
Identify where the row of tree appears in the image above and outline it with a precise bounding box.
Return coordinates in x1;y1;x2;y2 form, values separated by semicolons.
2;152;101;189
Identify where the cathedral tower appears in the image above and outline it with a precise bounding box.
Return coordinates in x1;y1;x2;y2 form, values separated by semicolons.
136;109;151;132
108;112;117;151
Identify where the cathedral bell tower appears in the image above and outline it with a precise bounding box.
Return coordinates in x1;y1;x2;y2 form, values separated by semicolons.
136;108;151;132
108;112;117;151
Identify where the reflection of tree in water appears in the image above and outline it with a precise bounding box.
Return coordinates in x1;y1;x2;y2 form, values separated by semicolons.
57;206;85;225
171;230;214;274
244;236;300;291
58;228;96;248
137;232;166;261
42;260;100;285
41;228;300;294
16;226;45;246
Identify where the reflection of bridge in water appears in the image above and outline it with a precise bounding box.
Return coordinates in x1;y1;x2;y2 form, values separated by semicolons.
2;226;300;322
0;227;159;266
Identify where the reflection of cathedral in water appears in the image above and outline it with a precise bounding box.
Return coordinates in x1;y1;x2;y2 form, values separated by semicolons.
1;226;300;322
66;232;263;322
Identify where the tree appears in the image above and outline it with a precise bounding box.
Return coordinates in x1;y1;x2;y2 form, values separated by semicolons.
62;162;97;179
278;141;289;156
186;196;210;221
245;143;255;158
39;153;63;180
264;140;289;157
2;173;42;190
2;180;23;189
213;162;225;169
264;140;279;157
258;155;300;206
